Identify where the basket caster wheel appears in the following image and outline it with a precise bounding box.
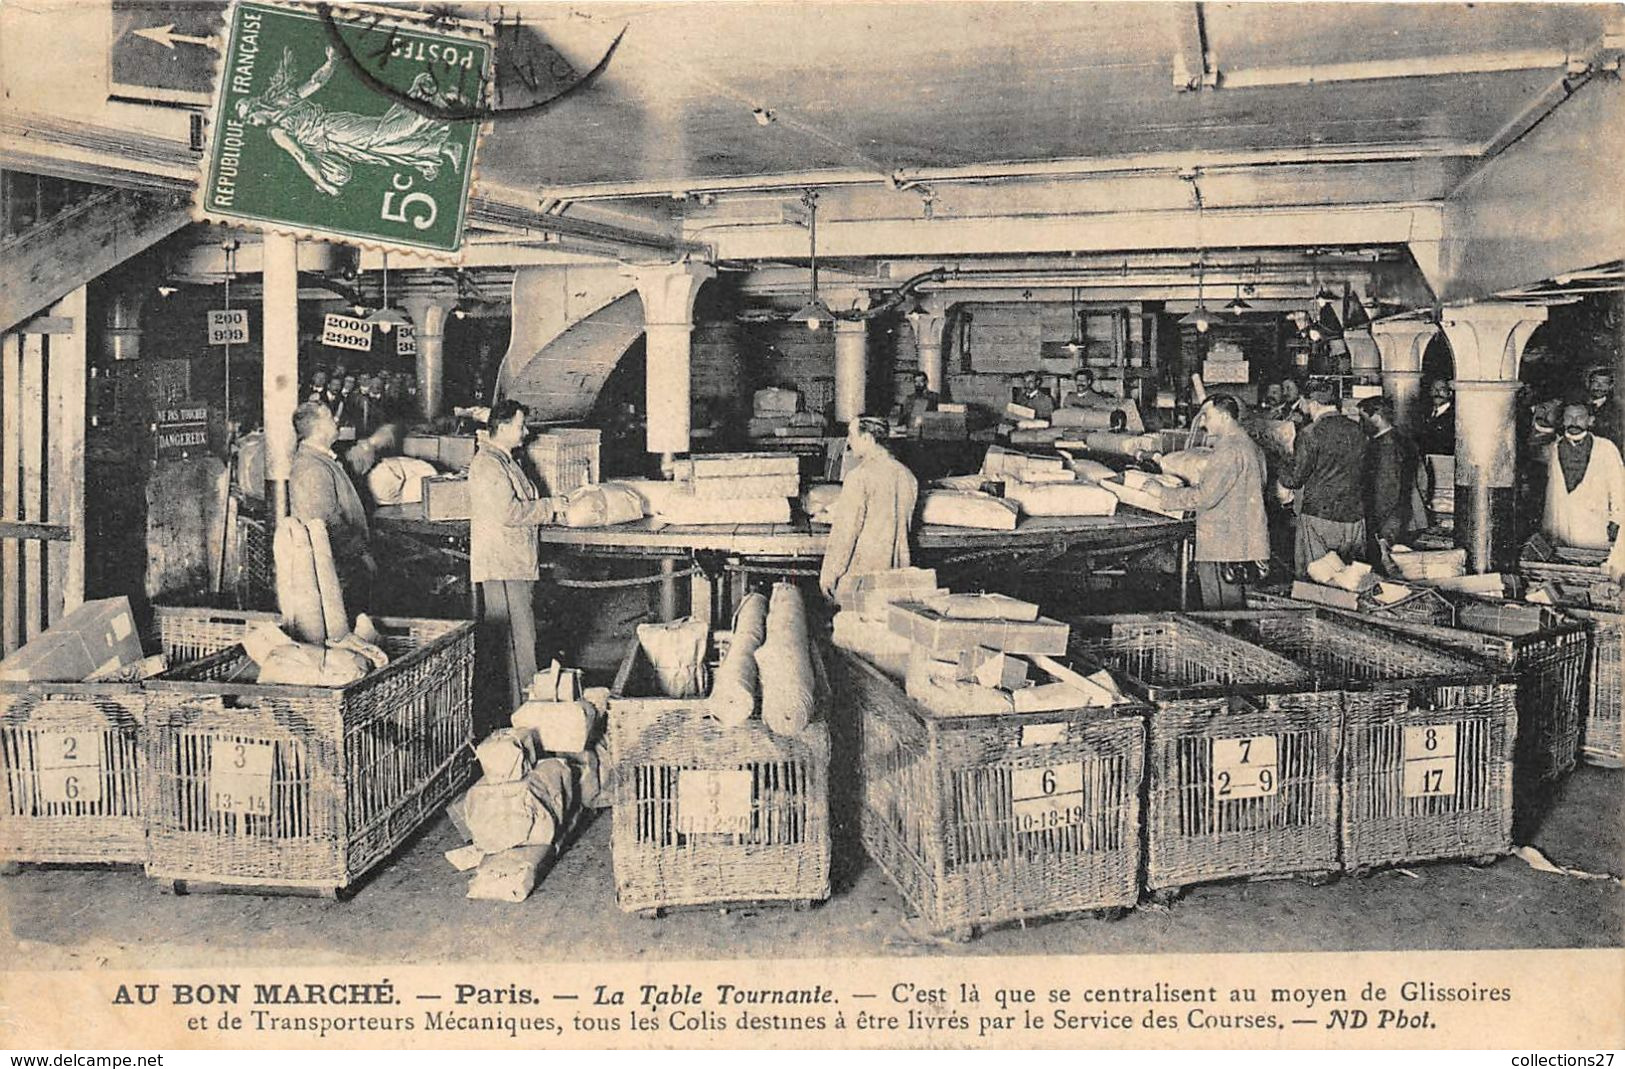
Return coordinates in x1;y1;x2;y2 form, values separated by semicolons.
1301;870;1337;888
792;899;815;913
1097;906;1130;922
320;886;352;902
945;925;976;943
1148;888;1181;907
161;880;190;896
1469;854;1501;868
637;908;665;921
0;861;22;876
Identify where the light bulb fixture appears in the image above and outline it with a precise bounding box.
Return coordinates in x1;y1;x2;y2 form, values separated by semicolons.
1314;286;1338;308
791;188;829;330
453;305;469;320
157;284;178;298
352;303;369;317
793;297;831;331
1179;250;1213;333
1063;286;1085;354
363;251;412;335
1224;282;1252;314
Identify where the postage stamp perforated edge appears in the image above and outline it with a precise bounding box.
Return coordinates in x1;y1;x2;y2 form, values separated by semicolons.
192;0;495;262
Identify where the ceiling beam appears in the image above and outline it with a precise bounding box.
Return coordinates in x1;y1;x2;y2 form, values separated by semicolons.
1218;48;1570;90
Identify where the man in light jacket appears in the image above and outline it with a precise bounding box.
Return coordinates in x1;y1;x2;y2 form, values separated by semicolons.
1148;394;1269;608
1543;402;1625;552
470;400;557;721
289;401;374;614
819;416;919;600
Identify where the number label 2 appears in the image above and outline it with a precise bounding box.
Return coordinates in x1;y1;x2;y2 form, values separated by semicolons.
1212;736;1279;800
38;729;104;805
208;738;275;817
1402;723;1459;798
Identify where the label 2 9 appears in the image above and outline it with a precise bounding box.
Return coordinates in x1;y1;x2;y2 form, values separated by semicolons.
1212;735;1279;800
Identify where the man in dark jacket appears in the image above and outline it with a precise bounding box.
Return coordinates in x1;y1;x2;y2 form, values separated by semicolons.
1279;384;1368;575
1419;378;1455;456
289;401;375;614
1358;395;1420;560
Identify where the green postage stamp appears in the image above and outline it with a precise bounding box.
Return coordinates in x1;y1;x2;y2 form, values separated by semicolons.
199;1;490;254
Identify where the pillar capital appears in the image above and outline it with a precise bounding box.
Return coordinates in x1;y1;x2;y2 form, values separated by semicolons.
1438;302;1547;382
906;295;952;393
1369;320;1438;374
400;296;455;338
629;261;716;327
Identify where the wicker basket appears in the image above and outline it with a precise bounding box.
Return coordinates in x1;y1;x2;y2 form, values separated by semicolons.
141;617;474;894
1345;601;1587;785
836;647;1146;936
1217;610;1517;872
526;429;602;498
1071;615;1340;894
1518;559;1622;612
1568;609;1622;767
0;607;278;867
1245;585;1454;626
232;499;276;612
608;637;830;913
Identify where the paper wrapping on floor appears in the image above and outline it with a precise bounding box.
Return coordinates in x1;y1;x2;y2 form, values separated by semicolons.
832;611;911;679
560;482;645;527
466;845;554;903
653;495;791;526
1158;449;1213;487
956;646;1030;691
256;642;371;686
924;592;1041;622
636;617;710;697
1006;481;1119;517
511;699;599;753
887;601;1070;656
801;483;842;522
906;650;1014;717
273;517;325;645
981;446;1066;478
528;758;577;827
445;844;485;872
753;387;801;417
463;776;560;854
367;456;439;506
679;452;801;479
712;592;769;727
756;638;816;736
302;518;349;643
919;490;1020;530
447;792;473;841
476;728;541;784
691;473;800;500
1063;456;1118;483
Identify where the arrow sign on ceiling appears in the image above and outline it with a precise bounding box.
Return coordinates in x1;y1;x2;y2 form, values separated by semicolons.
131;23;221;51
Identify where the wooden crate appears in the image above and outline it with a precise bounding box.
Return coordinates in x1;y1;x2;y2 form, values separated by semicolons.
837;648;1145;938
1518;559;1622;612
526;429;602;497
1569;609;1622;768
608;638;830;913
1217;610;1516;872
1070;614;1339;895
0;607;277;868
141;617;475;895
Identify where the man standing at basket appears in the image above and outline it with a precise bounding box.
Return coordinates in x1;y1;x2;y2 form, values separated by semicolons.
1542;401;1625;553
1279;383;1368;576
289;400;375;614
1147;394;1268;608
470;400;558;723
820;416;919;600
1358;395;1422;560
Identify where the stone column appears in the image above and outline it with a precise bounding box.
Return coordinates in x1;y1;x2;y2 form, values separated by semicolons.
402;297;454;421
262;232;299;518
103;287;146;366
832;295;871;424
632;262;716;459
1438;303;1547;573
1370;321;1438;434
907;296;950;395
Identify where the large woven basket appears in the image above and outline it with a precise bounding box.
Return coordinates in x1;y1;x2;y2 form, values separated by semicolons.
1568;609;1622;768
836;647;1146;937
1215;610;1517;872
1072;615;1340;894
141;617;474;894
608;638;830;913
0;607;278;867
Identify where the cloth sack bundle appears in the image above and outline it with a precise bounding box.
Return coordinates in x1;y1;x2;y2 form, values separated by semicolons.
273;516;348;644
511;698;599;753
476;727;541;784
462;774;560;854
919;490;1020;530
756;583;816;736
559;482;645;528
240;620;375;687
712;592;769;728
466;845;553;903
1004;480;1119;517
366;456;439;506
636;617;710;698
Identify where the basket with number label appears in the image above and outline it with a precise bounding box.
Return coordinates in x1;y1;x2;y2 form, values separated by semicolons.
608;635;830;914
1070;614;1338;898
1204;609;1517;872
1567;608;1621;768
0;607;278;869
141;617;474;895
835;647;1147;939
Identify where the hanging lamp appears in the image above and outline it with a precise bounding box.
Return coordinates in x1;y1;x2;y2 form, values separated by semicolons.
365;252;412;334
1063;287;1086;354
1177;172;1213;332
791;189;831;330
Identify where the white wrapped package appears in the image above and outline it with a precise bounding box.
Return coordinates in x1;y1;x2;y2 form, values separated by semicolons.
905;651;1014;717
1306;552;1347;586
919;490;1020;530
445;844;485;872
555;749;603;808
1158;449;1213;487
832;611;911;678
637;617;709;697
1007;469;1076;486
1006;481;1119;517
367;456;439;505
616;478;694;517
801;483;842;522
560;482;645;527
923;592;1040;621
463;776;559;854
1063;457;1118;483
1328;560;1377;593
935;474;995;492
446;792;473;841
511;699;599;753
466;845;554;903
981;446;1065;478
257;643;371;686
654;496;791;526
528;758;577;827
1119;469;1182;491
476;728;540;784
